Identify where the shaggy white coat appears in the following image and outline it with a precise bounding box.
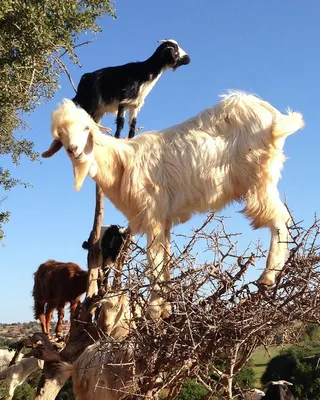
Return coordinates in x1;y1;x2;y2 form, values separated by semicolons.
43;92;304;318
53;294;140;400
70;340;136;400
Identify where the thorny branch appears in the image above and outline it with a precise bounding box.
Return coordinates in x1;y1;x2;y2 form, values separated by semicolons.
26;214;320;399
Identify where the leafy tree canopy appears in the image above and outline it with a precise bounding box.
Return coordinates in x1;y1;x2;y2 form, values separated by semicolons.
0;0;115;240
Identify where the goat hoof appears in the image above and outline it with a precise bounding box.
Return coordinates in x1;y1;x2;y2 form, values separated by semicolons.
257;273;276;288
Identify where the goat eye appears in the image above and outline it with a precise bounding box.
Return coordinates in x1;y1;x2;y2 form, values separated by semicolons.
84;126;90;131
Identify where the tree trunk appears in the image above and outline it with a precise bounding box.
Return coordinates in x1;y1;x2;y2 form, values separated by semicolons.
35;361;71;400
35;184;105;399
87;184;104;297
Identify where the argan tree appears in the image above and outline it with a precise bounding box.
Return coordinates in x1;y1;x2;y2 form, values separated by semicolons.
0;0;115;240
24;213;320;399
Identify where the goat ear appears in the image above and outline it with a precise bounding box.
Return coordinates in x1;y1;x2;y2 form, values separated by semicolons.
120;226;131;236
164;46;177;65
42;139;63;158
82;240;89;250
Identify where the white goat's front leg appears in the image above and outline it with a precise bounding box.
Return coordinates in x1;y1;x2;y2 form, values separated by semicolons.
246;190;291;287
147;222;172;319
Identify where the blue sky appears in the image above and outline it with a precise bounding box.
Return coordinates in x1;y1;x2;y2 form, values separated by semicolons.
1;0;319;322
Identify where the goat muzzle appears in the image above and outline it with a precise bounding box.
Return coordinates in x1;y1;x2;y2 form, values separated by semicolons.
174;54;191;70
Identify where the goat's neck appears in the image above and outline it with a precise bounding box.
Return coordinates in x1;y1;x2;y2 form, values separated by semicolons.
93;140;127;206
143;55;168;77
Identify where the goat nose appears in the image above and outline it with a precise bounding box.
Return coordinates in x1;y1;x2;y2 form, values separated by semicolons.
67;144;78;154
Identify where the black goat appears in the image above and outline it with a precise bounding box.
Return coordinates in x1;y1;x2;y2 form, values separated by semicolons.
264;381;295;400
82;225;130;269
245;381;295;400
72;39;190;138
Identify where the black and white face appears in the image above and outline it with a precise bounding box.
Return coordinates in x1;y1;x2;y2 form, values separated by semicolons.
265;383;294;400
158;39;191;70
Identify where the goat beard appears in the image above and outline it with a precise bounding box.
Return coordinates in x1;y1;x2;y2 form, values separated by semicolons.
73;160;91;191
72;158;98;191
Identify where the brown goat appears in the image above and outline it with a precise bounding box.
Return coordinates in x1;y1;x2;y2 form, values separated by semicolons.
33;260;88;338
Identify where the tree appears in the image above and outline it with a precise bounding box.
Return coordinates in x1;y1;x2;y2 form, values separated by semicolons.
234;366;256;390
26;215;320;400
175;380;208;400
12;382;35;400
56;379;75;400
0;0;115;240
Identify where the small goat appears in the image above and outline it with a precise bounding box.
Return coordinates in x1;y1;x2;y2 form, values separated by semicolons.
42;92;304;318
71;341;138;400
97;293;141;340
33;294;141;400
244;381;295;400
0;355;44;400
82;225;130;269
33;260;88;337
0;349;22;371
264;381;295;400
82;224;131;291
72;39;190;137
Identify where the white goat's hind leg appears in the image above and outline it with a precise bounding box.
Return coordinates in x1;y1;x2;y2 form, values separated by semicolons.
259;215;290;286
244;188;290;287
161;221;172;317
259;203;290;287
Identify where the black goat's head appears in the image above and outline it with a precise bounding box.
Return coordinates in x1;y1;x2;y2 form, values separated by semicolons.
156;39;191;70
264;381;295;400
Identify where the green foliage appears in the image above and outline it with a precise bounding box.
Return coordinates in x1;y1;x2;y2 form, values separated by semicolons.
57;379;75;400
0;0;115;240
175;379;208;400
12;382;35;400
301;323;320;349
234;366;256;389
0;382;10;399
261;346;320;399
0;337;15;347
0;370;75;400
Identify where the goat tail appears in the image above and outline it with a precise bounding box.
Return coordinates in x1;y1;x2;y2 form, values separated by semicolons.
273;110;304;139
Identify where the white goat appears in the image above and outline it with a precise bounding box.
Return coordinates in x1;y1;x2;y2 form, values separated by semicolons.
42;92;304;318
70;340;137;400
97;293;141;340
0;354;43;400
35;294;141;400
61;295;140;400
0;349;22;372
